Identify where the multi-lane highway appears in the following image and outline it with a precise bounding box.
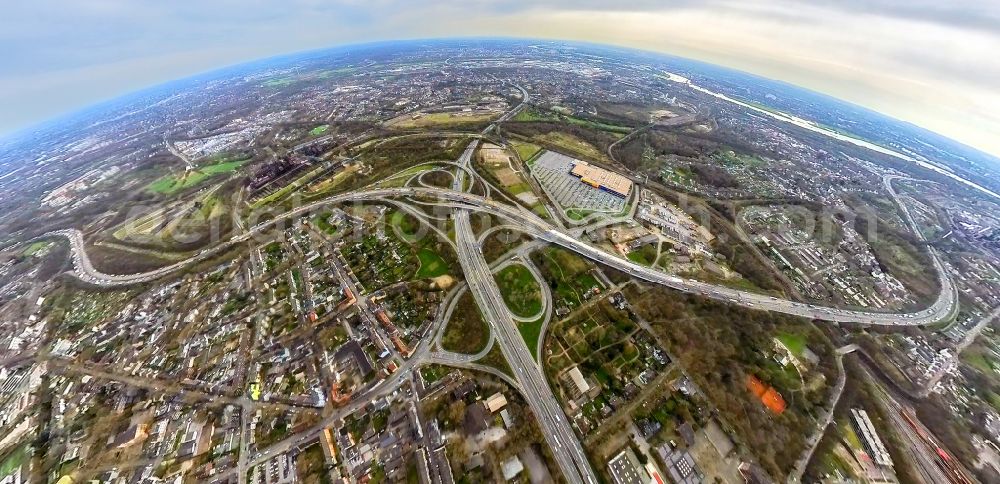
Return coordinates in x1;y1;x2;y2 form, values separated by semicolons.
454;209;598;484
448;134;597;483
24;75;972;484
39;133;964;484
540;227;955;326
47;179;955;327
52;85;959;329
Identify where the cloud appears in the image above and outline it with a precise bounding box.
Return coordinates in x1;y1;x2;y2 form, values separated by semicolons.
1;1;999;158
817;0;1000;33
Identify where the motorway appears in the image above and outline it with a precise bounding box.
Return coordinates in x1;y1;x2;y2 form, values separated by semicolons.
50;172;960;482
449;136;597;483
454;208;598;484
40;134;962;484
29;80;969;483
49;179;956;327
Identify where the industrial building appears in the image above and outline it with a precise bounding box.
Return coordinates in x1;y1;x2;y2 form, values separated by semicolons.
850;408;894;467
569;161;632;198
607;448;651;484
532;151;627;213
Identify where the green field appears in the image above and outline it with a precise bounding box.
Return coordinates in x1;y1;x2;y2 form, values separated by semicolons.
533;131;609;162
313;211;339;235
388;210;422;243
441;292;489;354
381;163;438;185
196;194;222;219
562;115;631;134
533;246;601;309
988;391;1000;413
251;164;330;208
316;67;358;78
420;365;449;384
263;77;296;87
776;331;808;356
513;107;631;134
309;124;330;136
513;109;550;123
0;445;27;477
815;430;858;481
147;158;248;194
115;185;230;241
839;420;864;451
518;317;544;360
661;166;694;187
22;241;51;256
626;244;658;266
392;111;495;128
566;208;594;221
714;150;767;168
480;342;513;377
963;348;996;374
495;263;543;317
416;248;449;278
512;141;543;163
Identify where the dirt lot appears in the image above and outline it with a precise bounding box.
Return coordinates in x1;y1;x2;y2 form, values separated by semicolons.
494;167;521;186
480;143;512;165
387;110;498;129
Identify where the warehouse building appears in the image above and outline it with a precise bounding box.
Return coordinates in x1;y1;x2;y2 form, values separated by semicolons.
569;161;632;198
851;408;894;467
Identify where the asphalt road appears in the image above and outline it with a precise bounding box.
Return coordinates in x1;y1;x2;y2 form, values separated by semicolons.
454;209;598;484
39;129;963;484
49;180;956;327
48;84;954;329
448;135;597;483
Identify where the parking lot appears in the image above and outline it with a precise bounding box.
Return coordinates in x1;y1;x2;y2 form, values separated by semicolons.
531;151;627;214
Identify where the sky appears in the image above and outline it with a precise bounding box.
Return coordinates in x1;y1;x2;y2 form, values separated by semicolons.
3;0;1000;157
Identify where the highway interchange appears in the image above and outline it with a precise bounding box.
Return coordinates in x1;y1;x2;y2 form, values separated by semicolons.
47;74;956;327
39;103;961;482
51;178;956;327
451;139;599;483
